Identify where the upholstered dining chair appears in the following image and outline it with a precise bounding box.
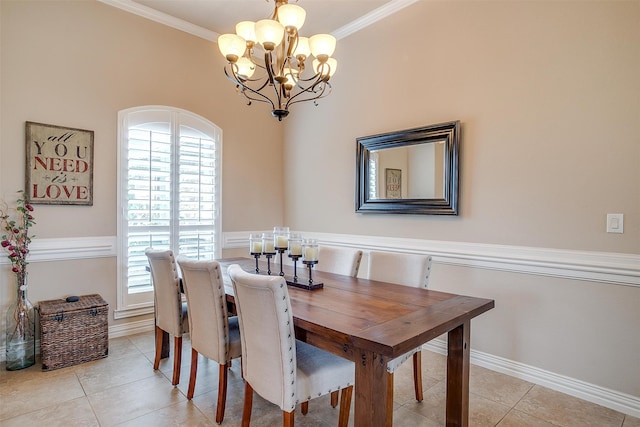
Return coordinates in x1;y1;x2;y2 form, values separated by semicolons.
367;250;433;427
145;248;189;386
317;246;363;278
316;245;363;409
227;264;355;427
176;257;242;424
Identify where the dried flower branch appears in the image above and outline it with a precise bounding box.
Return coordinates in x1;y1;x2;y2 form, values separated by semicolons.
1;190;36;281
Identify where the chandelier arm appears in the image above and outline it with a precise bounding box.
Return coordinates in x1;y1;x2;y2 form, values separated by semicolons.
286;81;332;108
224;66;277;109
264;51;277;86
292;73;329;94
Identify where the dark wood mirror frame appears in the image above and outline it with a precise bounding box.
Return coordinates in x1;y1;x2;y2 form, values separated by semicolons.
356;120;460;215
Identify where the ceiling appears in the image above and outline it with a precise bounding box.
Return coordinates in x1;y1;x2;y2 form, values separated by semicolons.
102;0;416;41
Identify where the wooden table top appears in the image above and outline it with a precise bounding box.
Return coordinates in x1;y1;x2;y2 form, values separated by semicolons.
217;257;495;360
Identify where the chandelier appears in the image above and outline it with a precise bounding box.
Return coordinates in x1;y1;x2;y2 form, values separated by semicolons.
217;0;337;121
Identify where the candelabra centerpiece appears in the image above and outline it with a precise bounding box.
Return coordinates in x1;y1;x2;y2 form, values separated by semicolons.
248;228;323;291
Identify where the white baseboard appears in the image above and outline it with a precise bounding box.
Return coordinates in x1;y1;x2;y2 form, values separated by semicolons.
108;317;155;338
1;315;637;418
423;340;640;418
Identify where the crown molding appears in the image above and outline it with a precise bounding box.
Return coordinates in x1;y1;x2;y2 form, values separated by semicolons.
99;0;418;43
98;0;219;42
333;0;420;40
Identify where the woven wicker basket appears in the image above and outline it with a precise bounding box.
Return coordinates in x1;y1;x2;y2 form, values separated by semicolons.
39;294;108;371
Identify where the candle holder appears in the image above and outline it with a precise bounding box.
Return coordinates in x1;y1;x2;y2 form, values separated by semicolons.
286;254;302;284
286;233;303;283
262;232;276;275
249;233;263;273
294;259;323;290
277;248;286;276
288;238;322;290
264;253;275;275
252;253;261;273
273;226;290;277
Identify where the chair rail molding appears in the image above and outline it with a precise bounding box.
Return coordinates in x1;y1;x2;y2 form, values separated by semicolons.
224;231;640;288
0;236;116;264
7;233;637;287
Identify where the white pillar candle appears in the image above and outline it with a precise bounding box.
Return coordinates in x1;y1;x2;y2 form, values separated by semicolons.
263;240;275;253
289;243;302;256
273;226;290;249
249;233;262;254
303;246;318;261
276;235;288;248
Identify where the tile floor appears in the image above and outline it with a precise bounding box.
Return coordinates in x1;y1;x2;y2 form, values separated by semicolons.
1;331;638;427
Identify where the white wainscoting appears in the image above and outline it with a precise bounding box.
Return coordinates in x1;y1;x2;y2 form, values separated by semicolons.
2;233;638;416
225;231;640;288
0;236;117;264
224;230;640;417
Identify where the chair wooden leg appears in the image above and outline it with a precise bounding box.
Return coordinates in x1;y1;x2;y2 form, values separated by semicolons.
386;372;394;427
330;390;339;408
301;401;309;415
338;386;353;427
187;349;198;399
153;326;163;370
172;336;182;386
412;351;423;402
216;363;229;424
242;382;253;427
283;409;294;427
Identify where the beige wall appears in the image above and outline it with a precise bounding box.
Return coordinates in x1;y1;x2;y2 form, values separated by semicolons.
283;0;640;401
0;1;284;324
285;0;639;254
1;0;639;410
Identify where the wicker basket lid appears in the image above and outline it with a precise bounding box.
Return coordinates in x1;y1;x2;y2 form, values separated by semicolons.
39;293;107;316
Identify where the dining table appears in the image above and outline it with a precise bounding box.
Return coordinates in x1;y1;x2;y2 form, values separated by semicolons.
195;257;495;427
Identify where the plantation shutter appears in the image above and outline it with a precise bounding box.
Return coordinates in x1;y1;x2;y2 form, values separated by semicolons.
118;107;221;309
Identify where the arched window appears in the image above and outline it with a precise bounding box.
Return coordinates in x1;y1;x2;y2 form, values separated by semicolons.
115;106;222;316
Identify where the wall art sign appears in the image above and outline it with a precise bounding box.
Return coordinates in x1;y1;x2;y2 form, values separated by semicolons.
385;168;402;199
25;121;94;205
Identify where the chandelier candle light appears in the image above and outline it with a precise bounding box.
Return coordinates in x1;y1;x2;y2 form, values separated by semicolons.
218;0;338;121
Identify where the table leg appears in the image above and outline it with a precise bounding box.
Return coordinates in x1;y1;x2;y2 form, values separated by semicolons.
353;348;388;427
446;320;471;427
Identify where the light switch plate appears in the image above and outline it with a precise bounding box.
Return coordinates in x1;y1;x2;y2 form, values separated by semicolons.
606;213;624;233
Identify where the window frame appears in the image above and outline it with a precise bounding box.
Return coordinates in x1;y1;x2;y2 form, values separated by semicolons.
115;106;222;318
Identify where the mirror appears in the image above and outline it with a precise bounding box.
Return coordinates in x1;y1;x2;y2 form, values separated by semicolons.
356;120;460;215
